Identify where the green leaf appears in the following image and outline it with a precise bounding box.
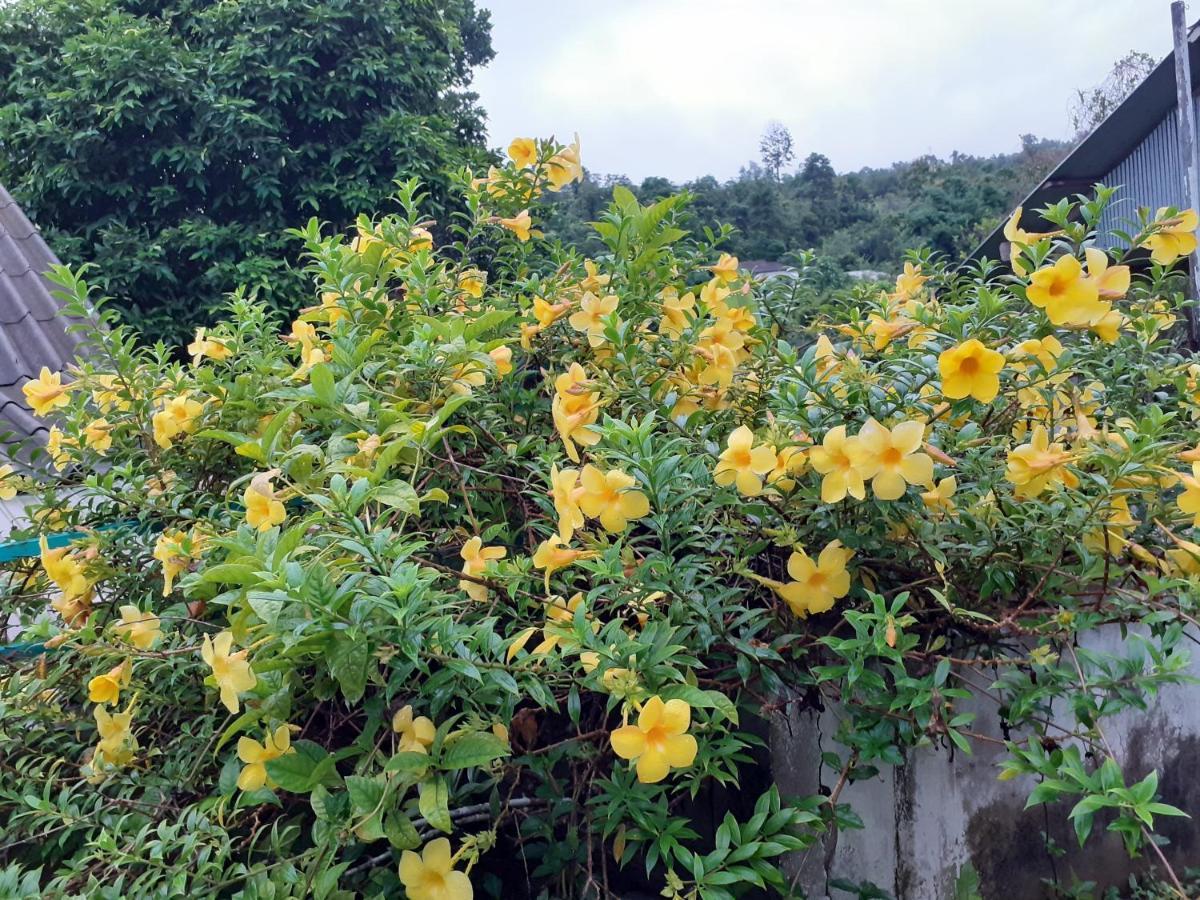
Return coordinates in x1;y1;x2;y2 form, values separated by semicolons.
310;363;336;406
374;480;420;514
439;731;510;770
327;630;369;704
265;740;338;793
418;777;452;833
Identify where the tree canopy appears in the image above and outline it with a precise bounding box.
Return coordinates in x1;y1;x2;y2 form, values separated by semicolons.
0;0;494;344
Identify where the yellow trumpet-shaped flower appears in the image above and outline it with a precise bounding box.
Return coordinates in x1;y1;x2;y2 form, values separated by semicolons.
392;705;437;754
91;373;131;413
187;327;232;365
552;363;601;463
88;659;131;705
610;696;698;784
892;261;928;300
775;539;854;617
1003;207;1059;276
713;425;776;497
46;425;73;471
568;292;620;347
1177;462;1200;527
507;137;537;168
708;253;739;284
577;464;650;533
532;536;596;591
0;463;16;501
920;476;958;519
244;471;286;531
154;528;204;596
489;345;513;377
765;444;808;493
658;287;696;340
399;838;473;900
94;703;138;768
499;209;533;242
22;367;70;416
938;339;1005;403
545;135;583;191
550;464;586;542
1026;255;1109;327
237;725;294;791
1083;247;1130;300
83;418;113;454
1005;425;1079;499
152;393;204;449
809;425;873;504
39;536;91;602
854;419;933;501
201;630;257;714
459;536;506;602
114;604;162;650
1142;208;1199;265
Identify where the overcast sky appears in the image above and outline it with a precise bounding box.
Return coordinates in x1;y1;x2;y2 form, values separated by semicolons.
472;0;1177;182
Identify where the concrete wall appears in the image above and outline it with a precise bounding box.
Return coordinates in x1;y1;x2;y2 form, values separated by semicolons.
771;627;1200;899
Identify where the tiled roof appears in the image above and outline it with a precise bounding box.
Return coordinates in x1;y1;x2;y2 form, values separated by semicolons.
0;183;89;463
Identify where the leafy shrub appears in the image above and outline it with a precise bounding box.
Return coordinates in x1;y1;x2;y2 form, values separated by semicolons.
0;0;494;346
2;143;1200;898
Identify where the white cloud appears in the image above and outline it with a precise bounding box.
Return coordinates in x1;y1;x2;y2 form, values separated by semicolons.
473;0;1175;181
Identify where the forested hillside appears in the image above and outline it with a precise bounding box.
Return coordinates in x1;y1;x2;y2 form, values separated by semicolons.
543;135;1068;271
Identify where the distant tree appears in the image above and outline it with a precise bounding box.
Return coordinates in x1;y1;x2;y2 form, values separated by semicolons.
1069;50;1156;137
0;0;494;345
759;121;795;181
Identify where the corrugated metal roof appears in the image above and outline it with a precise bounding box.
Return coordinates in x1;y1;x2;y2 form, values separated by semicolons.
0;183;90;463
973;20;1200;262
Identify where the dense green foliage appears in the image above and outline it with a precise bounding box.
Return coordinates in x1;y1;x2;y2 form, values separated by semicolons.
0;0;494;344
545;137;1068;271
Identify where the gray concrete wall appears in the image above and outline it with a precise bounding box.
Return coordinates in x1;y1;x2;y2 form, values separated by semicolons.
771;627;1200;899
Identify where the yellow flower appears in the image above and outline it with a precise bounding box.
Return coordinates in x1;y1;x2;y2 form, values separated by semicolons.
700;279;730;313
511;592;591;658
114;604;161;650
152;393;204;449
775;540;854;617
893;261;928;299
459;536;506;602
766;444;808;493
0;463;16;501
854;419;933;501
1167;533;1200;576
610;696;698;784
568;292;620;347
708;253;739;284
500;209;533;242
809;425;872;503
489;345;513;377
713;425;777;497
1083;247;1130;300
46;425;72;470
532;536;596;591
91;374;131;412
293;344;327;381
508;137;537;168
920;476;958;518
319;290;347;324
1088;308;1126;343
545;135;583;191
446;362;486;396
1083;495;1136;555
580;259;611;294
552;364;601;463
39;536;91;601
1003;207;1059;276
550;465;585;542
244;471;286;531
94;703;137;768
187;327;231;365
408;227;434;252
1177;462;1200;527
864;314;926;352
938;339;1005;403
153;528;194;596
532;295;571;329
1142;208;1199;265
1005;425;1079;498
1009;336;1064;375
1026;255;1108;327
812;334;842;381
458;270;486;300
201;631;257;714
658;288;696;339
22;367;70;416
237;725;294;791
577;464;650;532
399;838;473;900
83;418;113;454
88;660;131;705
392;705;437;754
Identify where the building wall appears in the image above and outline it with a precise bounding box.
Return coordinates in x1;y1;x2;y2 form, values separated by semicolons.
771;626;1200;899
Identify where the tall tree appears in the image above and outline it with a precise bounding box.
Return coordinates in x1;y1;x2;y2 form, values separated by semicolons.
759;121;795;181
0;0;494;344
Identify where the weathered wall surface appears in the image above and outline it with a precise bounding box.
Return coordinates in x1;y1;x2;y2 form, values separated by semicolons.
771;627;1200;899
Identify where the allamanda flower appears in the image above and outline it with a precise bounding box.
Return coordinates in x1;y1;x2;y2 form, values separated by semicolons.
88;660;131;705
22;367;70;416
550;465;586;542
1005;425;1079;498
610;696;698;784
1026;255;1109;327
938;339;1005;403
567;292;620;348
201;631;257;714
237;725;295;791
712;425;776;497
399;838;473;900
577;464;650;532
114;605;161;650
532;536;596;591
1141;208;1199;265
392;705;437;754
459;536;506;602
855;419;933;501
809;425;872;503
244;471;286;531
94;703;138;768
774;539;854;618
1176;461;1200;527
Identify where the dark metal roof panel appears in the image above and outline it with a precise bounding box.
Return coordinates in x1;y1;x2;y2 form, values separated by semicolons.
0;181;91;460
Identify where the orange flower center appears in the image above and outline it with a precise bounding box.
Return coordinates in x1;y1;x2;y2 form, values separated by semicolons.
958;355;979;375
881;446;903;467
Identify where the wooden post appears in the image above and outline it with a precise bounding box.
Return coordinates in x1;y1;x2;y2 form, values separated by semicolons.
1171;1;1200;348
